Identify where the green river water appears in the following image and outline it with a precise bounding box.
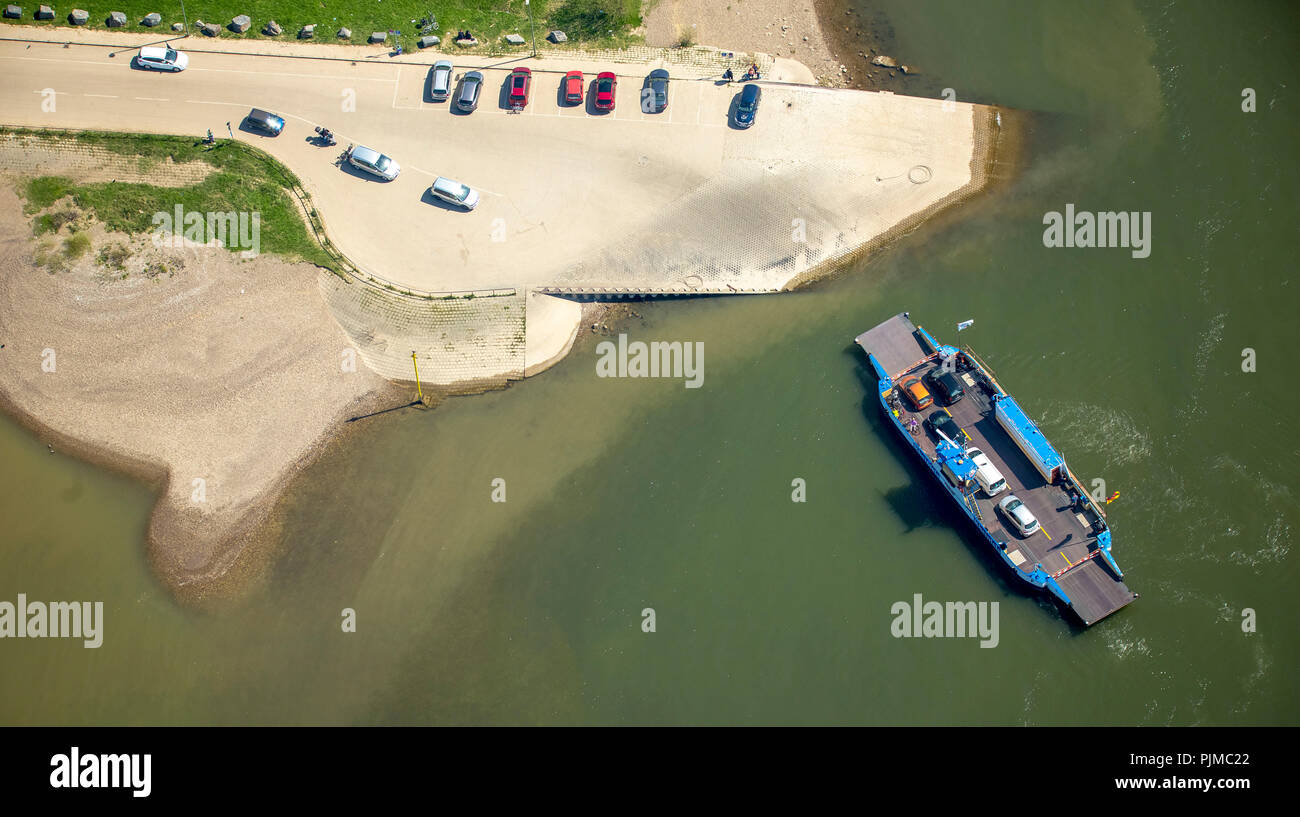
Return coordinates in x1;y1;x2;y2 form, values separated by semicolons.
2;0;1297;724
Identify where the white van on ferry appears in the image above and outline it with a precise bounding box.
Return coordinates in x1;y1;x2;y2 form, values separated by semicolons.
965;447;1008;497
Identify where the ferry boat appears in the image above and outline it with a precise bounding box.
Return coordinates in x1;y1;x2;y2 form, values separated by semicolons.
855;313;1137;626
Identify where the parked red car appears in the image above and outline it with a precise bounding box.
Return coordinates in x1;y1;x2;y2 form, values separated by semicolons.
563;70;585;105
508;67;532;109
594;71;617;111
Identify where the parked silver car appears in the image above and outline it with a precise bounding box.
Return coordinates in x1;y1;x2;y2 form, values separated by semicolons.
997;495;1040;537
456;71;484;112
136;46;189;72
431;60;454;101
346;145;400;181
429;177;480;210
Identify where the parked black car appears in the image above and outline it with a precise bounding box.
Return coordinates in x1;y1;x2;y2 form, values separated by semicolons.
926;410;967;445
734;83;761;128
644;69;670;113
925;369;966;406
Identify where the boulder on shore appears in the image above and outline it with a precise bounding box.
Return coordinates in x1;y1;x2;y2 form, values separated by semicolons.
504;33;526;46
262;20;281;36
68;8;87;25
142;12;161;27
229;14;251;33
368;31;386;44
337;27;351;39
547;30;567;44
298;24;315;39
199;21;219;37
106;10;126;27
870;55;898;68
2;6;20;20
37;5;56;21
417;35;440;48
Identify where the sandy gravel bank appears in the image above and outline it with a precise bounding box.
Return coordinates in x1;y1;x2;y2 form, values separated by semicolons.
644;0;921;90
0;183;400;601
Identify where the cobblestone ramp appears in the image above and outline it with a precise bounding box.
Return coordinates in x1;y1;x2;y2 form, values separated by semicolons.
319;274;527;388
0;132;213;186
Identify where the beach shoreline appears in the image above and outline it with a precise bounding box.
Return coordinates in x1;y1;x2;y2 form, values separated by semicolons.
0;182;405;604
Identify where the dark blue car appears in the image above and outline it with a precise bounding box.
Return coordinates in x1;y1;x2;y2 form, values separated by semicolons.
734;83;761;128
246;108;285;136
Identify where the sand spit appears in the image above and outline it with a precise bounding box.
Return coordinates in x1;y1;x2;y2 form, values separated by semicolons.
0;184;400;601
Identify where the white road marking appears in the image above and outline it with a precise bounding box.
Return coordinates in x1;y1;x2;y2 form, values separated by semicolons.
134;97;168;102
187;66;396;83
185;99;241;106
0;55;398;84
391;66;401;109
83;93;119;99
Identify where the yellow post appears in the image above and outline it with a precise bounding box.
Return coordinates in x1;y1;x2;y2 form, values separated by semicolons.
411;351;423;402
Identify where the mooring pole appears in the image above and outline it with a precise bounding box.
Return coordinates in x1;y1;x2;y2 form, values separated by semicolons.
411;351;423;402
525;0;537;57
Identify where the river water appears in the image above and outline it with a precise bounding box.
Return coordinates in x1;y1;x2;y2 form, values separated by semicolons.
2;0;1296;724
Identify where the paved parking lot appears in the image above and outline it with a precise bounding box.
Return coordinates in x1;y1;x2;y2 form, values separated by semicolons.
1;37;978;296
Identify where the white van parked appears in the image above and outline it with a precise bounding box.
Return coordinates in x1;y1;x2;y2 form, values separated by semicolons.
965;447;1008;497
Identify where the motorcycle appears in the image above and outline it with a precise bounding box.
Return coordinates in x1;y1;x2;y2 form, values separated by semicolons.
314;126;337;147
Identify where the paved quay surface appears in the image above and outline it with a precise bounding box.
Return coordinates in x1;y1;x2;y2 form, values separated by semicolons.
0;27;991;385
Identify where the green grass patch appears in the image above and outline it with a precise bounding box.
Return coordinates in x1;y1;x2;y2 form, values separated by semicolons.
6;1;643;50
11;129;337;269
63;232;92;259
22;176;75;213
